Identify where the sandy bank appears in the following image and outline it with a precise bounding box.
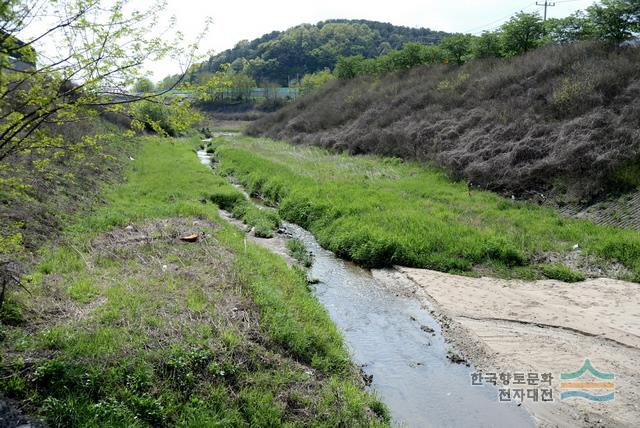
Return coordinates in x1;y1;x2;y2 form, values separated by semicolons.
390;268;640;427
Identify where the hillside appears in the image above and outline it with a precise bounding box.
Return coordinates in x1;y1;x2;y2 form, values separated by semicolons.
194;20;449;85
248;41;640;203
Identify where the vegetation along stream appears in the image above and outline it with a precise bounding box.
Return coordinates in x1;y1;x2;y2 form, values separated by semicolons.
197;146;534;427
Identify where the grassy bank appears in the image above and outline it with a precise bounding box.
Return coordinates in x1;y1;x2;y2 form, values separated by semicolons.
0;137;388;427
211;136;640;281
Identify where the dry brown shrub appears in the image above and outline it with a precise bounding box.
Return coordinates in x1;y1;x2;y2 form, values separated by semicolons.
248;41;640;201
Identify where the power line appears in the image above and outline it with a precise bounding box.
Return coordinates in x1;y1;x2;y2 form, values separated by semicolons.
462;0;587;36
536;1;556;23
463;2;537;34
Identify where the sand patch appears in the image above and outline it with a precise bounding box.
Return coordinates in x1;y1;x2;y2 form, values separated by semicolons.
395;268;640;427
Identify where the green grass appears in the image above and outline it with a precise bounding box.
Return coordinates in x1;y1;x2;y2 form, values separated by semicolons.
209;190;281;238
287;239;313;267
541;263;587;283
210;136;640;281
0;136;387;427
230;201;280;238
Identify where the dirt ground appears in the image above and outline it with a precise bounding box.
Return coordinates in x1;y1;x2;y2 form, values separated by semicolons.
218;210;297;266
388;267;640;428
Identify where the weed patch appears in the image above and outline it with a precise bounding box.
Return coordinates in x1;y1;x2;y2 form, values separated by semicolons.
287;239;313;267
541;264;587;283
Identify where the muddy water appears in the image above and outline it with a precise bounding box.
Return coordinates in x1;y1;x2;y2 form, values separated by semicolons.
197;149;533;427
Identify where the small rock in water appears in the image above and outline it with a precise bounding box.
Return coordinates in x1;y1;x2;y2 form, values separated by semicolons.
420;325;435;334
446;350;467;365
359;367;373;386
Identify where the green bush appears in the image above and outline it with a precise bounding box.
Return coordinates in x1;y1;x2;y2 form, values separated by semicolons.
134;100;201;137
541;264;586;282
481;237;526;267
230;201;280;238
0;298;24;325
239;389;283;427
592;238;640;276
42;397;83;428
209;190;245;210
286;239;313;267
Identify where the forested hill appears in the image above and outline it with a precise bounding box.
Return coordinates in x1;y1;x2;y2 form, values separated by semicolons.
194;19;449;85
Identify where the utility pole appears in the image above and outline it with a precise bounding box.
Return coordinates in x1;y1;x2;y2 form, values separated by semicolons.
536;1;556;23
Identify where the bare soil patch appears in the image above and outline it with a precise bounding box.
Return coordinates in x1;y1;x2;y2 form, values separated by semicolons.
218;210;297;266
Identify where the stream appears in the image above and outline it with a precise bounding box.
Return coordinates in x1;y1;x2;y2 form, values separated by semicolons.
197;148;534;428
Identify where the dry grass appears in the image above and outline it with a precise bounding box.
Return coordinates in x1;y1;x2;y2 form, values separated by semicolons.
249;42;640;202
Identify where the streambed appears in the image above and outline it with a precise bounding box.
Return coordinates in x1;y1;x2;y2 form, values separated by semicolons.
197;148;533;427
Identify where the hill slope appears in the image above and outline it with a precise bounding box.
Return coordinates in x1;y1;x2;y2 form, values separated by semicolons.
197;20;449;85
248;42;640;203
